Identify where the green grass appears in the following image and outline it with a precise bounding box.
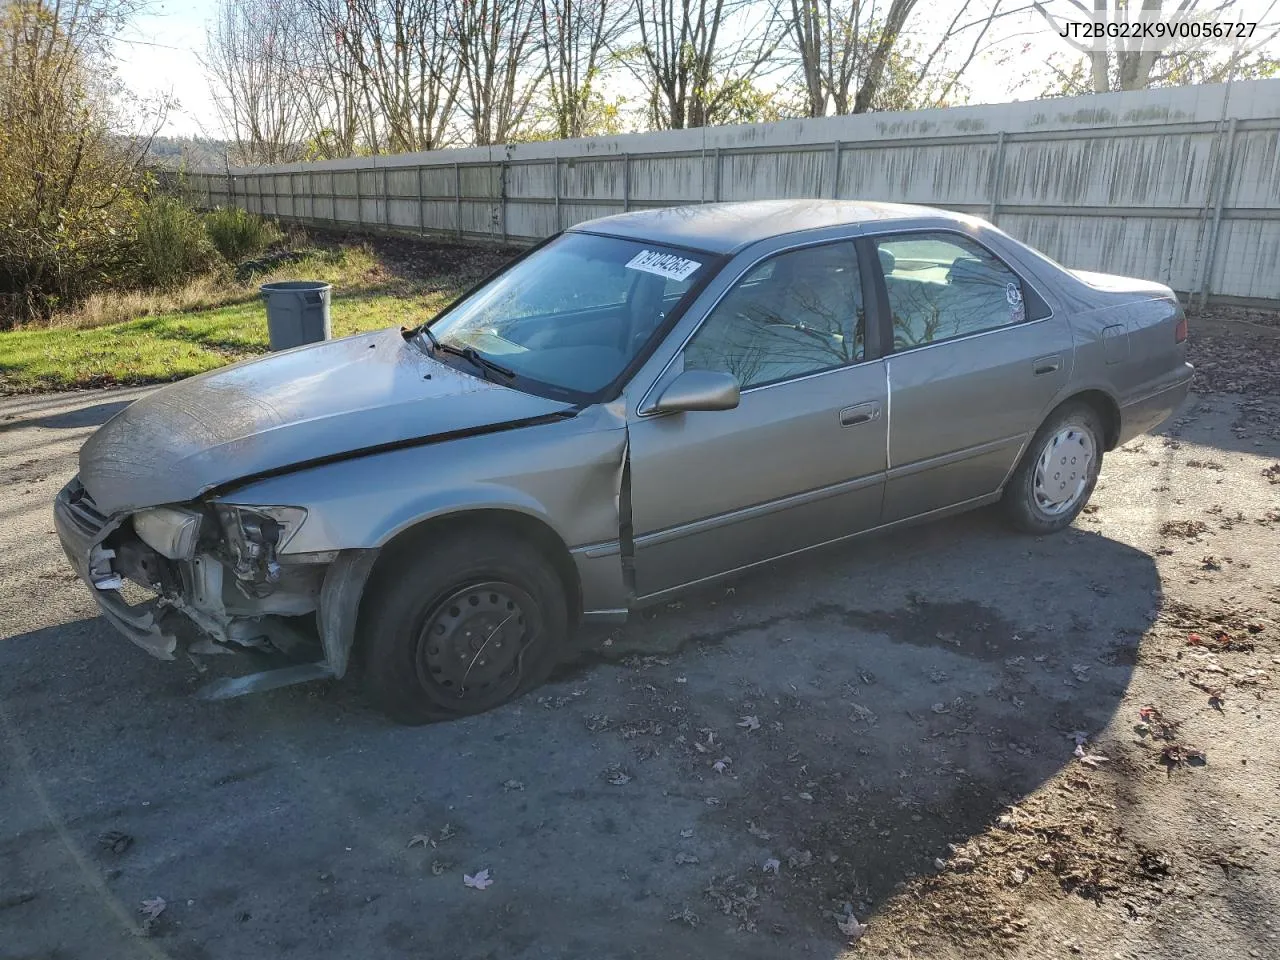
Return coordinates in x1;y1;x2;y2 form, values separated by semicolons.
0;244;479;393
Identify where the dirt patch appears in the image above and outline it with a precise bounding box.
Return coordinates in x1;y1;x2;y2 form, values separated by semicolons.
1158;519;1208;539
302;226;518;285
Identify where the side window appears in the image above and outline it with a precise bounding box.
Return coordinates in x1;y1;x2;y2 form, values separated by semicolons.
874;233;1042;351
683;242;864;390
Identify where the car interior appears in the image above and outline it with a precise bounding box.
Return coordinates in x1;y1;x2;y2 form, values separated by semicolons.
683;242;864;388
876;235;1038;349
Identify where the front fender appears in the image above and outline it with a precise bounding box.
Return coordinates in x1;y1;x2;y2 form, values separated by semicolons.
215;409;627;557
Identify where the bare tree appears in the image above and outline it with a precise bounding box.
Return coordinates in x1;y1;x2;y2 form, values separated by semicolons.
786;0;1016;116
206;0;312;164
452;0;544;145
292;0;376;157
1032;0;1280;93
631;0;786;129
313;0;464;152
537;0;632;138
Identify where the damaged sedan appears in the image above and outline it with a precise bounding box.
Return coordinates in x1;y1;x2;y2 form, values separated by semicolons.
55;200;1192;723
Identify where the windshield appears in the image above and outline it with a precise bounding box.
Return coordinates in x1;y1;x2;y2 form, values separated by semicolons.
421;232;712;399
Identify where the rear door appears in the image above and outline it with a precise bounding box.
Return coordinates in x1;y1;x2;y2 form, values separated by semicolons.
866;230;1074;523
626;240;887;598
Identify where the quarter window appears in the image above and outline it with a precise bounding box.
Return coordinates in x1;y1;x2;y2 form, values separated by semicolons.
874;233;1043;350
683;242;864;390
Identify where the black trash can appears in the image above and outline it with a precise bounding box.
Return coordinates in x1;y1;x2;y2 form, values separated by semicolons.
260;281;332;350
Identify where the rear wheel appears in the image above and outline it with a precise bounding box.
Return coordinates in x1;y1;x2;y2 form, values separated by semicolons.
1002;403;1103;534
359;528;569;724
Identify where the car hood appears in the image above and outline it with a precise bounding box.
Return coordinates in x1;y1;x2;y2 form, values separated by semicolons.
78;327;576;514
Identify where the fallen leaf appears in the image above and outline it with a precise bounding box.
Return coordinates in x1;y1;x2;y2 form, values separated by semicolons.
747;822;772;841
674;852;699;865
502;779;524;791
138;897;166;932
737;715;761;731
463;869;493;890
837;913;866;939
679;828;694;839
762;858;780;874
98;830;132;855
798;792;814;802
1073;743;1109;768
712;757;731;774
408;834;434;848
608;771;632;785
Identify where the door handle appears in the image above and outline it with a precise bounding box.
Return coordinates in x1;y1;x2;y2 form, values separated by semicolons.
1033;354;1062;375
839;402;881;427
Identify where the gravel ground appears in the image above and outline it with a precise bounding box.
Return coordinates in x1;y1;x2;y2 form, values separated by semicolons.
1;313;1278;960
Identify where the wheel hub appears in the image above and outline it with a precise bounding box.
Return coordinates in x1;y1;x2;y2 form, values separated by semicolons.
418;581;532;697
1033;426;1095;515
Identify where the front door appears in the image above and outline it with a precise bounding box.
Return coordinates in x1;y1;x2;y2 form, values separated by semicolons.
868;230;1074;522
627;240;888;599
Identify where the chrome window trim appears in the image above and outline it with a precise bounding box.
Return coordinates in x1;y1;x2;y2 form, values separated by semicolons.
636;233;868;416
868;225;1058;356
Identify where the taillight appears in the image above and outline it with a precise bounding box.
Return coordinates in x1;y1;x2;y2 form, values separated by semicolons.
1175;315;1188;343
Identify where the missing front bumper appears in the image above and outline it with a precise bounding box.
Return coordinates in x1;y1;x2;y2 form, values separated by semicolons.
54;477;373;698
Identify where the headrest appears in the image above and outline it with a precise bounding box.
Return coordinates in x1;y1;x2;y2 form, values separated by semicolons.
877;248;895;274
947;256;1004;286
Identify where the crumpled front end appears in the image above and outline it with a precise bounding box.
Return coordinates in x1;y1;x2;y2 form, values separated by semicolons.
53;476;358;692
53;478;182;659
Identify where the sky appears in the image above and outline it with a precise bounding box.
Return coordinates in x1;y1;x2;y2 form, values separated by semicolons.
114;0;222;139
112;0;1279;140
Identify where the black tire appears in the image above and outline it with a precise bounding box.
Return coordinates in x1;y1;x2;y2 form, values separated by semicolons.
359;527;569;724
1002;403;1104;535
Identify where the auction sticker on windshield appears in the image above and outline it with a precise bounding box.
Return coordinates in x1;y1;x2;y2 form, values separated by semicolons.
625;250;701;281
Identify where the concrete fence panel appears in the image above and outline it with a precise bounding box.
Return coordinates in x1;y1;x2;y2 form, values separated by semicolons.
188;80;1280;304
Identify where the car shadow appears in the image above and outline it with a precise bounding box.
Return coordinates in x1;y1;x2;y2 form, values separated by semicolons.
0;398;137;431
0;511;1155;959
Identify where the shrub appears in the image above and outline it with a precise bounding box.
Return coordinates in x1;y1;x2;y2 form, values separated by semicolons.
204;206;282;263
0;1;159;327
133;197;219;289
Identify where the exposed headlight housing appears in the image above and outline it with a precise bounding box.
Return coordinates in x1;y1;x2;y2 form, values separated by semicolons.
214;505;308;583
133;506;204;560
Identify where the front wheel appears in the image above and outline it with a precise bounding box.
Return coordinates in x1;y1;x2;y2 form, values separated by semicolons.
1002;403;1103;534
359;528;569;724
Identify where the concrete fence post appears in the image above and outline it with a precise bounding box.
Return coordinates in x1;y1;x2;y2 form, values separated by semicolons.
454;162;462;241
1199;116;1239;308
355;167;363;227
417;165;426;235
622;153;631;212
553;156;561;230
987;131;1007;224
500;159;508;244
382;165;391;228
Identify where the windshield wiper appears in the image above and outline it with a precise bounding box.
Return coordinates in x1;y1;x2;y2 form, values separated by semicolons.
417;325;441;351
435;341;517;381
414;327;513;381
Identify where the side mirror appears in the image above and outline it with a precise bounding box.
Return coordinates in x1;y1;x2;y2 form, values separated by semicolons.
652;370;741;413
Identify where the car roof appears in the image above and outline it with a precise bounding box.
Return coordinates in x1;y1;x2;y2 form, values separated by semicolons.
567;199;961;254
